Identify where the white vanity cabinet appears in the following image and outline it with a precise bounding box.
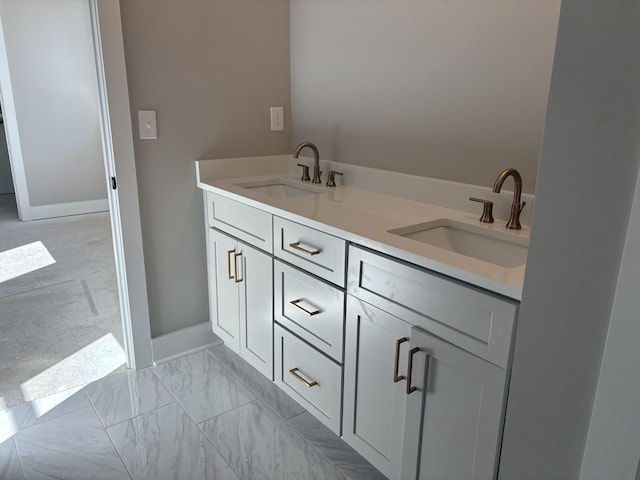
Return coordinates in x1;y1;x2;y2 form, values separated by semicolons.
201;185;521;480
345;245;516;480
205;193;273;379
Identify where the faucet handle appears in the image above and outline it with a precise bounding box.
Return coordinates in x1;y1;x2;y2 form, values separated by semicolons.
297;163;311;182
326;171;343;187
519;201;527;214
469;197;494;223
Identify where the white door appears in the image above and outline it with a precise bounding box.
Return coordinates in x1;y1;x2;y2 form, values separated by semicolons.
343;295;412;480
209;229;241;351
238;241;273;379
402;326;507;480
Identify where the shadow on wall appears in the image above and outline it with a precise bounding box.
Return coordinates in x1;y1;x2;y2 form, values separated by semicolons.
0;106;14;195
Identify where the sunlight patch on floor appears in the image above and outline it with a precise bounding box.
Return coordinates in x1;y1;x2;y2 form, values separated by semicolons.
20;333;126;403
0;241;56;283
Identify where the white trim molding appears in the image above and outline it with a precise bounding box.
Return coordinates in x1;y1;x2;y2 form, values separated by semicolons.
20;198;109;221
0;12;30;220
152;322;222;364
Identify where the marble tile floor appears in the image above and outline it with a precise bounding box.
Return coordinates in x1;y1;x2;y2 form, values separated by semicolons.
0;345;387;480
0;194;126;410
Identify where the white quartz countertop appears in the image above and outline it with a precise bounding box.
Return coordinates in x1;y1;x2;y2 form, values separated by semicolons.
196;156;530;301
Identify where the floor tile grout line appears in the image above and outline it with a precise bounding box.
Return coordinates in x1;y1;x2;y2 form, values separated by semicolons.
1;388;91;432
206;347;306;422
205;349;355;480
150;353;261;447
147;363;246;480
149;365;204;428
287;416;384;480
11;435;27;480
196;398;261;480
207;348;380;480
83;385;134;480
203;350;301;423
0;277;73;301
277;409;352;480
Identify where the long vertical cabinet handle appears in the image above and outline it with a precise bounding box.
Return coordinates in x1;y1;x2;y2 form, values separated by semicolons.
233;252;242;283
227;249;235;279
406;347;421;395
393;338;409;383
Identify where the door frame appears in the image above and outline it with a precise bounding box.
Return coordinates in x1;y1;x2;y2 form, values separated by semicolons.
0;11;29;220
89;0;153;369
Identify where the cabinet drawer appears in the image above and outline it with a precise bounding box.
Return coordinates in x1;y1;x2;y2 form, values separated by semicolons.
274;325;342;434
275;260;345;361
347;245;517;368
206;192;272;252
273;216;346;287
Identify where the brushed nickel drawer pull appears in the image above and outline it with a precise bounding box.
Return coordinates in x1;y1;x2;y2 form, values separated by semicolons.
289;367;318;388
406;347;420;395
289;241;321;256
393;337;409;383
290;299;321;316
233;252;242;283
227;249;235;279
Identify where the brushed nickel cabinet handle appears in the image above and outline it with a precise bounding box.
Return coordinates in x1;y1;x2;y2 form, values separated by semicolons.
290;299;320;316
406;347;420;394
289;367;318;388
393;337;409;383
289;241;321;256
227;249;235;279
233;252;242;283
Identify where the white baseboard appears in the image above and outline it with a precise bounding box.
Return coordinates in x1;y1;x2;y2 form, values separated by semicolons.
151;322;222;364
21;198;109;221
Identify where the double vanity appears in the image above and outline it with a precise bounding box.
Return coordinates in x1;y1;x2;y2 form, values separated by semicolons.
196;153;530;480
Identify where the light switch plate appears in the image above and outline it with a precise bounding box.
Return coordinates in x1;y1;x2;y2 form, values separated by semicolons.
138;110;157;139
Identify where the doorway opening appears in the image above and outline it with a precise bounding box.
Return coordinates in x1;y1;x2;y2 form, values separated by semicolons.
0;0;132;410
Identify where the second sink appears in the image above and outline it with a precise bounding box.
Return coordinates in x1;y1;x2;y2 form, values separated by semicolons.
388;219;528;268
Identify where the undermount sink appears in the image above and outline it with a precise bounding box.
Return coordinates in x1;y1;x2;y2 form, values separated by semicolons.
388;219;528;268
236;180;323;198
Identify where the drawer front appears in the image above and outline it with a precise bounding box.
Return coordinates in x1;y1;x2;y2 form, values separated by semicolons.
206;192;272;252
275;260;345;362
274;325;342;434
347;245;517;369
273;216;346;287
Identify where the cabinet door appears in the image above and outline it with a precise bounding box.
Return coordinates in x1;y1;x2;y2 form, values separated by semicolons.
343;296;412;480
208;229;241;352
238;242;273;379
401;327;507;480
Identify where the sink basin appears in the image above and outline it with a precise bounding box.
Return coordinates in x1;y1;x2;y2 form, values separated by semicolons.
388;219;528;268
236;180;322;198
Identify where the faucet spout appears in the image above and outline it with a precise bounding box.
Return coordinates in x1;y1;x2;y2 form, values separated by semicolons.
492;168;524;230
293;142;321;184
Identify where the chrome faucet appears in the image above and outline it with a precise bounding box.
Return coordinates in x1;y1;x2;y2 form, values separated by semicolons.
492;168;526;230
293;142;322;184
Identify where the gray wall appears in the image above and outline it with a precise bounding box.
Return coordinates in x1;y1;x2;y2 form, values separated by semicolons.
499;2;640;478
290;0;560;194
0;125;12;194
0;0;105;206
119;0;291;337
580;136;640;477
